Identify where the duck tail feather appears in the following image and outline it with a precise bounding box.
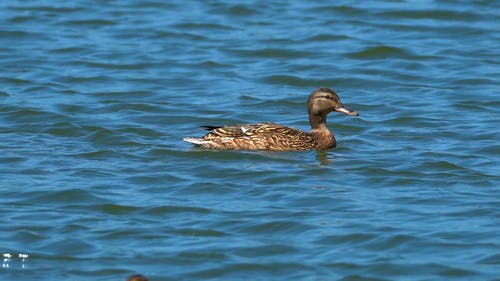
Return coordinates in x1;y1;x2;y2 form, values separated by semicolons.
183;137;205;145
200;125;222;131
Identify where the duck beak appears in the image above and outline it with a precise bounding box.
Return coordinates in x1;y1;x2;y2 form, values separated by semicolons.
335;105;359;116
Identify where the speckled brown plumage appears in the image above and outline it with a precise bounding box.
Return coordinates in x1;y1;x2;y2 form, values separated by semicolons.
184;88;358;151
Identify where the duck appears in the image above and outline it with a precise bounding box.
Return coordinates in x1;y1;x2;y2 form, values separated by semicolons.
183;87;358;151
126;274;148;281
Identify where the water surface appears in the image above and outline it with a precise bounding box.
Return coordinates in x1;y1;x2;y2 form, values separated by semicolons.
1;1;499;280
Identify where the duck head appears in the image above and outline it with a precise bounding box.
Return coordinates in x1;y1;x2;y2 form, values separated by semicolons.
308;87;358;129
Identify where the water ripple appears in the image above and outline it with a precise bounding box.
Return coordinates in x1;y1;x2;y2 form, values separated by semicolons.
1;0;499;280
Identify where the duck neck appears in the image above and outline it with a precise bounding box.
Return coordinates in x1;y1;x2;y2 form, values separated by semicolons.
309;112;328;130
309;112;335;149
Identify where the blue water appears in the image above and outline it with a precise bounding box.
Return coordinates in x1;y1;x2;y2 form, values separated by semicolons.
1;1;499;280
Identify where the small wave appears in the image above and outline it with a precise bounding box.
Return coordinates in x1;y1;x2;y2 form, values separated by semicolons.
28;188;107;205
228;48;315;59
377;9;482;22
144;205;211;215
63;19;116;27
173;22;236;31
346;45;413;60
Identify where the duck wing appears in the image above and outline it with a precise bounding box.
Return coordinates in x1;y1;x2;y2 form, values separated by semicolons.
187;122;323;150
201;122;298;138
